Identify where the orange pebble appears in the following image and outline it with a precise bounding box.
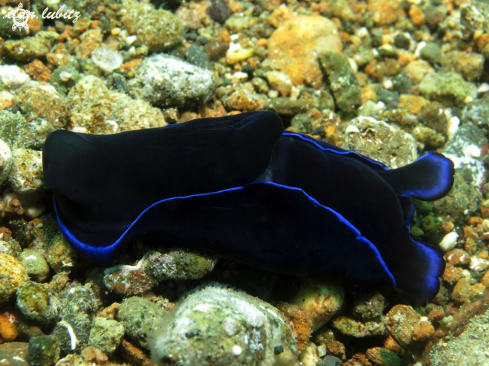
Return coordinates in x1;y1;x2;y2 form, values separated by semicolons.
121;59;143;73
0;314;18;342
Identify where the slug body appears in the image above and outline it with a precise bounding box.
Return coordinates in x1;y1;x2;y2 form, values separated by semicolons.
43;111;454;304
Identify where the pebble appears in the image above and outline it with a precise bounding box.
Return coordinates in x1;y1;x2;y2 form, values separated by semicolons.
150;285;297;366
268;15;341;88
451;278;471;304
319;52;362;113
0;138;12;186
27;335;60;366
223;89;268;111
366;347;401;366
352;292;387;321
117;296;167;350
418;71;477;107
446;248;470;266
441;51;485;81
8;148;43;194
462;96;489;128
0;253;29;304
2;31;59;62
226;47;254;65
384;304;421;349
266;71;293;97
131;54;215;109
345;116;418;168
404;60;434;85
368;0;400;25
88;317;124;354
266;97;308;116
0;313;19;341
0;65;30;90
290;280;344;331
0;342;29;366
16;281;60;327
19;249;50;283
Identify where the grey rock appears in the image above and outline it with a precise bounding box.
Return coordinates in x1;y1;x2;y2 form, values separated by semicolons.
27;335;60;366
463;96;489;128
88;317;124;354
130;54;216;108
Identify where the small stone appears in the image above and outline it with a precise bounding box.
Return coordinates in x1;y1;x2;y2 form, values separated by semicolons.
150;286;297;366
117;296;167;350
131;54;215;109
326;341;346;360
345;116;418;168
225;47;254;65
412;126;445;149
394;34;410;50
425;7;446;30
289;280;344;331
45;233;77;274
332;317;368;337
319;52;362;113
368;0;400;25
418;72;477;107
420;42;442;64
276;304;311;352
451;278;471;304
91;48;123;73
399;95;430;115
223;89;268;111
384;304;421;349
186;44;210;69
88;317;124;354
268;15;342;88
2;31;58;62
481;270;489;287
16;281;59;327
366;347;401;366
442;263;464;284
446;248;470;266
27;335;60;366
0;65;30;90
0;253;29;304
404;60;434;85
8;148;43;194
409;6;425;26
412;321;435;342
0;313;19;342
267;97;308;116
266;71;293;97
75;29;103;58
352;292;387;321
462;96;489;128
441;51;484;81
0;342;29;366
427;308;445;322
19;249;50;283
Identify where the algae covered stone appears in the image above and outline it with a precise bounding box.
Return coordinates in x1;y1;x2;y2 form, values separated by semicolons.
17;281;60;327
19;249;50;283
0;253;29;304
150;286;298;366
131;54;216;108
88;317;124;354
319;52;361;113
345;116;418;168
418;72;477;107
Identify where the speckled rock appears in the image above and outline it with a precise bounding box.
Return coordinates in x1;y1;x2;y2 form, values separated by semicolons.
430;310;489;365
0;138;12;186
0;65;30;90
68;75;167;134
404;60;434;85
418;72;477;107
223;89;268;112
384;305;421;349
54;285;100;353
420;42;442;64
122;4;184;53
332;317;387;337
268;15;341;89
130;54;215;109
75;29;102;59
267;97;308;116
0;253;29;304
8;148;43;194
27;335;60;366
463;96;489;128
2;31;59;62
104;248;218;296
412;126;446;149
319;52;361;113
345;116;418;168
0;342;29;366
352;292;387;321
267;71;293;97
0;111;55;150
88;317;124;354
117;296;168;350
366;347;401;366
368;0;400;25
16;281;60;327
442;123;487;187
16;82;69;128
290;280;344;331
19;249;50;283
150;285;298;366
441;51;484;81
0;233;22;258
45;233;77;274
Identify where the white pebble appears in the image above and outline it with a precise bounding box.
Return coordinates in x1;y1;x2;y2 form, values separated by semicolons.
463;144;481;158
232;345;242;356
439;231;459;251
447;116;460;138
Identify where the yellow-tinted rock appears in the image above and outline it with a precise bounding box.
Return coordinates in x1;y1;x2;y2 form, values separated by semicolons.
268;15;342;89
404;60;434;85
0;253;29;303
368;0;401;26
399;95;430;115
290;279;344;331
225;47;254;65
